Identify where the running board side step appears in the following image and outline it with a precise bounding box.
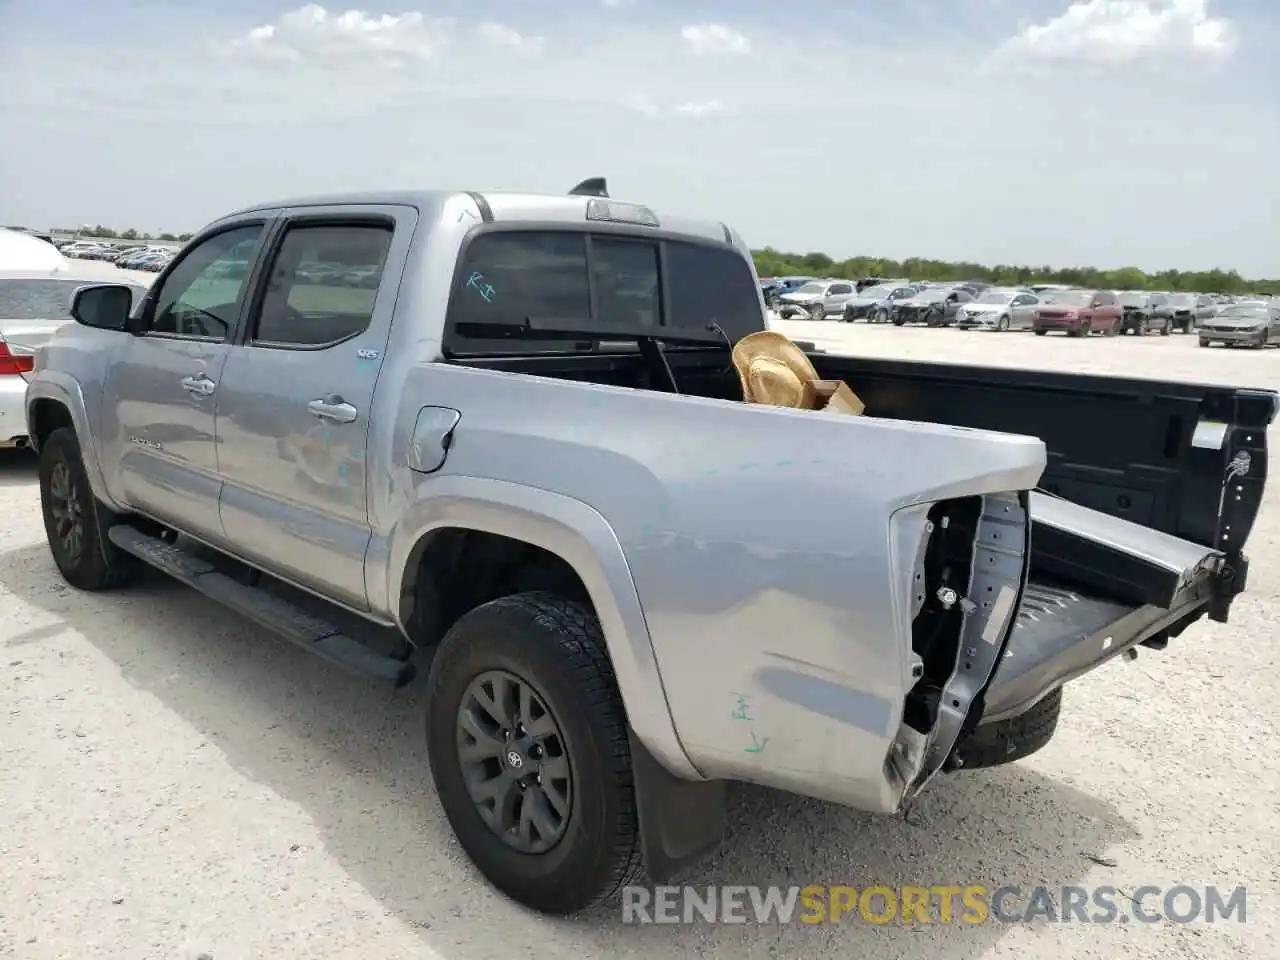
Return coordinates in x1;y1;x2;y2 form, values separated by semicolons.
107;526;415;687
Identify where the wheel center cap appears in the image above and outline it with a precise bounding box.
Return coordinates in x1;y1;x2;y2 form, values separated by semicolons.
506;749;524;770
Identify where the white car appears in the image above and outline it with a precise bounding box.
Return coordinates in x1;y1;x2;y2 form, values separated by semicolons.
955;288;1040;331
0;270;148;448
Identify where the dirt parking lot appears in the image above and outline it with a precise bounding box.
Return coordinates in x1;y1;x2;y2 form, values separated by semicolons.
1;315;1277;959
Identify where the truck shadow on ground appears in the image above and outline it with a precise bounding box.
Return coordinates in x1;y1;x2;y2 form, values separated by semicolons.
2;543;1140;960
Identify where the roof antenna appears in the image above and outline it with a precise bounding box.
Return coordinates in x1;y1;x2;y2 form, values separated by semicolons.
569;177;609;198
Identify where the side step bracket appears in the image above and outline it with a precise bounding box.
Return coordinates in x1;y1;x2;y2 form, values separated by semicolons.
107;526;414;687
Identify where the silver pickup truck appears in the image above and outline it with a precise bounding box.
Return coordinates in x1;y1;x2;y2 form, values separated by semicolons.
26;180;1277;915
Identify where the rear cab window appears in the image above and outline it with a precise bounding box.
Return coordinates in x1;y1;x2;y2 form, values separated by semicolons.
444;229;762;354
0;278;146;320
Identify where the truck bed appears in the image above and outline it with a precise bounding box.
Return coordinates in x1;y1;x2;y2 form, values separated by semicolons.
460;348;1274;609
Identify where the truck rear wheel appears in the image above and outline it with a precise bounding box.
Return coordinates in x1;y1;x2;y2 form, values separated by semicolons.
425;591;643;914
38;427;138;591
952;687;1063;770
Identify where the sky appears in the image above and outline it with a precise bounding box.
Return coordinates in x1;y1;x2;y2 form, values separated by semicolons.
1;0;1277;278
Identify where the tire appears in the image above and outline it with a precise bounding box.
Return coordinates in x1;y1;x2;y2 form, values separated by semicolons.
997;314;1010;332
807;303;825;321
425;592;643;915
872;307;888;324
1034;329;1047;336
1256;331;1269;350
953;688;1063;770
1199;338;1210;348
1159;321;1170;336
38;427;138;591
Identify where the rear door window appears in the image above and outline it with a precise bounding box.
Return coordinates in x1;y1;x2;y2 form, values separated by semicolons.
251;222;394;347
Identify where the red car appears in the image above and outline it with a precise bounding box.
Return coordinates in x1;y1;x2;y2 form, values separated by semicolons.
1032;289;1122;337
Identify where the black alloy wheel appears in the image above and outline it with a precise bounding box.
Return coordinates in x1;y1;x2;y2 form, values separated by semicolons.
456;669;572;854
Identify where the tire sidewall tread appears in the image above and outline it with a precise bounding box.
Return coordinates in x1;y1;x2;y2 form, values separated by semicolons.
38;427;136;591
425;591;643;914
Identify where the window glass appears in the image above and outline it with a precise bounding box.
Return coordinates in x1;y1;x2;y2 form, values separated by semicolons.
450;232;590;329
445;230;763;351
827;283;852;295
253;223;393;346
664;241;762;342
591;238;659;328
152;225;263;339
0;278;145;321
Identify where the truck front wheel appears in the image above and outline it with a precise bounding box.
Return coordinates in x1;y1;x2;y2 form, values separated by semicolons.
38;427;138;591
425;591;643;914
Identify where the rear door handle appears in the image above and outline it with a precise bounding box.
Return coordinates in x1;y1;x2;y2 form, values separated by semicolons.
180;374;216;396
307;395;358;424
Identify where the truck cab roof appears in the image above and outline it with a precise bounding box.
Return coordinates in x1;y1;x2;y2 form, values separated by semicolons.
218;188;742;251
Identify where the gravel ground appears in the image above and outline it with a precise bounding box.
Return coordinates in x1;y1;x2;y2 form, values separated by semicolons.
1;297;1277;959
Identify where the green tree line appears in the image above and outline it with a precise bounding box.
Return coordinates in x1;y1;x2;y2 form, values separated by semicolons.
50;226;194;242
752;248;1280;296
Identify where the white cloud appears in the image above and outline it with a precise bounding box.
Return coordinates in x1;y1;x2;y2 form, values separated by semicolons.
215;5;542;64
474;22;544;57
627;96;729;119
680;24;751;57
672;100;727;118
991;0;1237;68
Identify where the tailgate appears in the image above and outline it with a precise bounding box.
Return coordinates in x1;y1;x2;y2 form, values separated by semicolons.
982;493;1227;725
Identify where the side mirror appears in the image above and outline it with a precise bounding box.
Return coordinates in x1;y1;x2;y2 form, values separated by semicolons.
70;284;134;331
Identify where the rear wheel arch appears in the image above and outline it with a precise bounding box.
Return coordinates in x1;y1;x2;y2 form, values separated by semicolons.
398;526;591;650
386;480;701;781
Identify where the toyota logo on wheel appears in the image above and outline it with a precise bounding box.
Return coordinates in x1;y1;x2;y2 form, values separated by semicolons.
507;750;524;769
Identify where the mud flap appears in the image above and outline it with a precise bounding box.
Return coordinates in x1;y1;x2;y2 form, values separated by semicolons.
628;730;727;882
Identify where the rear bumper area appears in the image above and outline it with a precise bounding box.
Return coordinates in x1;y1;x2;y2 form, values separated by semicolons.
1201;328;1266;344
0;376;31;447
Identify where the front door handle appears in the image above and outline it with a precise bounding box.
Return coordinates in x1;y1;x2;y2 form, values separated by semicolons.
180;374;216;396
307;395;358;424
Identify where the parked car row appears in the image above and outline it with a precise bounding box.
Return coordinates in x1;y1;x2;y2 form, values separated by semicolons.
56;240;177;273
770;277;1279;346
